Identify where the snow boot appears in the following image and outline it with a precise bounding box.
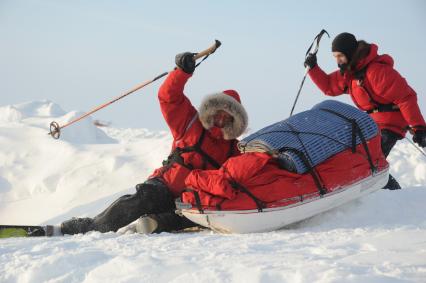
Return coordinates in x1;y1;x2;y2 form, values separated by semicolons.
61;217;95;235
382;174;401;190
117;216;158;235
135;216;159;234
135;212;197;234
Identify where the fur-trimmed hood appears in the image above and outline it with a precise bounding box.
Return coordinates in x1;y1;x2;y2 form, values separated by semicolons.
198;90;248;140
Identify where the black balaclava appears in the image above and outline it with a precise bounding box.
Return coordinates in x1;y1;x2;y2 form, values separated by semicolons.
332;32;358;73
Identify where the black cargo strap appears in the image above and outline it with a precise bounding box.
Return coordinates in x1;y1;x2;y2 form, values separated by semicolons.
319;108;377;174
215;198;227;211
283;122;327;196
229;180;266;212
278;147;327;196
228;139;237;157
183;188;204;214
162;128;222;171
366;104;400;114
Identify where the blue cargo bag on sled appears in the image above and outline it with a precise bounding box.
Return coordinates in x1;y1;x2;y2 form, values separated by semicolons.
238;100;379;174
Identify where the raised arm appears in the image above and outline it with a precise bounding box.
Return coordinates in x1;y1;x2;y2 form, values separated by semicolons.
158;53;197;140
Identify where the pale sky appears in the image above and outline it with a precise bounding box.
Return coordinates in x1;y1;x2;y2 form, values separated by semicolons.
1;0;425;131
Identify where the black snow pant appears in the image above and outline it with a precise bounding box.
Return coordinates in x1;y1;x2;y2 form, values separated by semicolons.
61;178;196;234
381;129;403;190
381;129;402;158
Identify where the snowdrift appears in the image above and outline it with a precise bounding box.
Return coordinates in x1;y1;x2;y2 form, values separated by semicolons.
0;100;171;225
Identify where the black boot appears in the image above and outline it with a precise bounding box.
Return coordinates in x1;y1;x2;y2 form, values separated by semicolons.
136;212;197;234
382;174;402;190
61;217;94;235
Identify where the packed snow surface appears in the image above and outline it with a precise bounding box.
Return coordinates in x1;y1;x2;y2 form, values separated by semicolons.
0;101;425;283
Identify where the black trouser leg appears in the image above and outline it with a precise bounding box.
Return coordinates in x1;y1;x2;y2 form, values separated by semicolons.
92;193;146;232
380;129;403;190
92;181;175;232
381;129;402;158
61;179;175;234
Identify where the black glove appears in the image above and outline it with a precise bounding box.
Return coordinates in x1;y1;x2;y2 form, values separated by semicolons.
413;127;426;148
175;52;196;74
304;53;317;69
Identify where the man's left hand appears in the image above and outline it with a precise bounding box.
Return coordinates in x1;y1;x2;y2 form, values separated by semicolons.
412;126;426;148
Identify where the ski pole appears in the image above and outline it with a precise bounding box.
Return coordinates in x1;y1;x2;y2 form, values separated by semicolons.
49;40;222;139
289;29;329;117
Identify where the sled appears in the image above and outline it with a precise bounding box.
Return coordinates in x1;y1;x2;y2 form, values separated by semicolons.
178;100;389;233
178;167;388;234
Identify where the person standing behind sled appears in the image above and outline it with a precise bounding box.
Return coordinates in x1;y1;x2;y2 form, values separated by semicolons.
61;52;248;235
304;32;426;190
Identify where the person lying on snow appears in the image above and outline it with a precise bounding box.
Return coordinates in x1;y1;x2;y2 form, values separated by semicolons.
60;52;248;235
304;32;426;190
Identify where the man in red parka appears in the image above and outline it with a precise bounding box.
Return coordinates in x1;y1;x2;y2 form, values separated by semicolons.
61;52;248;234
304;32;426;190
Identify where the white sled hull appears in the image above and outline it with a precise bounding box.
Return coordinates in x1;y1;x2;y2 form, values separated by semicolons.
182;169;389;233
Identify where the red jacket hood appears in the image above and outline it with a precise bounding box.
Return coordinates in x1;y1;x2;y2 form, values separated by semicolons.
356;43;394;70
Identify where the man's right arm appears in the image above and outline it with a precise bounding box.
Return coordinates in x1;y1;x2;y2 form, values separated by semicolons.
308;65;347;96
158;68;197;140
304;54;347;96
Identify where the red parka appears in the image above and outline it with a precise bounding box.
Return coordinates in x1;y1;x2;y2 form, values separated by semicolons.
150;69;240;197
308;44;426;136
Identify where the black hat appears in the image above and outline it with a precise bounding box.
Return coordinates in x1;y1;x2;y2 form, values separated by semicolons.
332;32;358;61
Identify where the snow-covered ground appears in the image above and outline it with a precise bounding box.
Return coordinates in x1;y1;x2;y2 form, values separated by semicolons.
0;100;425;283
